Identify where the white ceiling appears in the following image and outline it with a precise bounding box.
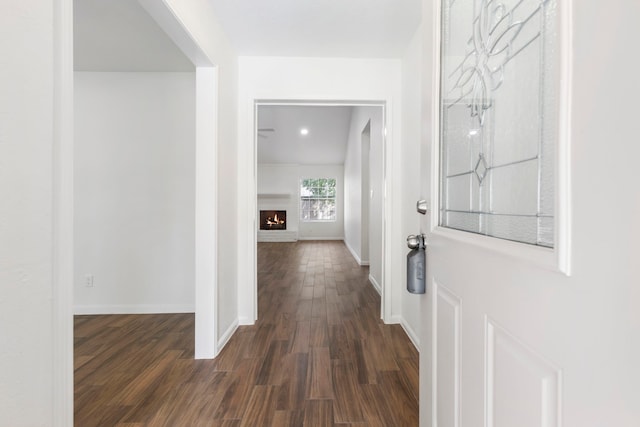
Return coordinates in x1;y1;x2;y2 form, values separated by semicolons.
74;0;193;71
209;0;422;57
74;0;422;71
257;106;354;165
74;1;413;163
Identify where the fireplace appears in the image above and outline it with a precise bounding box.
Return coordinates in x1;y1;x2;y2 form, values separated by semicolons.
260;210;287;230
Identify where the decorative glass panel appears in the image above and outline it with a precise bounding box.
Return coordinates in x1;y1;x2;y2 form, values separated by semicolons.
439;0;558;247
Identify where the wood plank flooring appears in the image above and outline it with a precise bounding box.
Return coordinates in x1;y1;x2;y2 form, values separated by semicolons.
75;240;419;426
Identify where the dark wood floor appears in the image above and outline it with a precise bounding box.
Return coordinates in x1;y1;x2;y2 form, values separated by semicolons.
74;240;419;426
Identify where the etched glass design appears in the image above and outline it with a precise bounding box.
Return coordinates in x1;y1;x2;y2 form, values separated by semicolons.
439;0;558;247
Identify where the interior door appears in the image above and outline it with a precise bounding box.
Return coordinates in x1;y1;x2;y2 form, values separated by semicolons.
421;0;571;426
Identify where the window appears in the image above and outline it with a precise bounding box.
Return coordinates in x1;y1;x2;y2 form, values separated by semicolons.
300;178;336;222
438;0;558;247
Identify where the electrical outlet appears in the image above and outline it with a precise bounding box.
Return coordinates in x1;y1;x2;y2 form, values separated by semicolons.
85;274;94;287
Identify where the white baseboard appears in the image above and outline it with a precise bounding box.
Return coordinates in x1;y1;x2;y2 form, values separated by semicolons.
74;304;195;315
400;318;421;352
384;313;420;352
257;230;298;242
369;274;382;295
217;318;239;354
238;316;255;326
298;236;344;241
388;314;402;324
344;239;361;263
344;240;370;266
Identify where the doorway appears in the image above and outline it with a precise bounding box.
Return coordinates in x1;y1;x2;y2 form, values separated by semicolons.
57;3;223;420
253;102;386;321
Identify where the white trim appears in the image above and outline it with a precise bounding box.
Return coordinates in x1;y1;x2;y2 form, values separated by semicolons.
257;193;292;199
344;239;368;265
344;239;360;263
430;0;573;277
369;273;382;295
216;318;239;354
431;227;556;272
53;0;74;424
246;99;392;324
388;314;402;324
194;67;219;359
401;317;421;352
380;103;393;323
122;1;223;357
429;4;443;427
556;0;574;276
379;107;387;320
298;236;344;241
74;305;196;315
430;0;443;235
238;316;254;326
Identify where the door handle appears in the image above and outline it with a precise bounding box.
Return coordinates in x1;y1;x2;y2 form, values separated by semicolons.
407;234;426;249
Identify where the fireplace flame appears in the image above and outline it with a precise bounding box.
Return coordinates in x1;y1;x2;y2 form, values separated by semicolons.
260;210;286;230
266;213;285;225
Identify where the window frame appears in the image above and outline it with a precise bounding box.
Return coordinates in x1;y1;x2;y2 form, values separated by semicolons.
299;178;337;223
430;0;573;275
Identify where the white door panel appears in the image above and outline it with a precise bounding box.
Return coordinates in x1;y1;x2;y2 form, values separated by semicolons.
420;1;640;425
434;283;461;427
486;319;561;427
429;237;565;427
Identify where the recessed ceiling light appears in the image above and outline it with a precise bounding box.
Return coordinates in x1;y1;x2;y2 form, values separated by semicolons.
300;128;309;136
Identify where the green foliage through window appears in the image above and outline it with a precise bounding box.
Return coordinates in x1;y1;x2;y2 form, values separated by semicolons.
300;178;336;221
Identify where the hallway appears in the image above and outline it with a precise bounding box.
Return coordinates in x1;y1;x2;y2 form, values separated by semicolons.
74;241;419;426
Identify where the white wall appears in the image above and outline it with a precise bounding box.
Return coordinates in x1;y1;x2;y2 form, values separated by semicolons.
344;106;384;289
237;57;403;324
1;0;239;422
419;1;640;426
0;0;56;424
399;26;423;349
74;72;195;314
258;164;345;240
162;0;240;349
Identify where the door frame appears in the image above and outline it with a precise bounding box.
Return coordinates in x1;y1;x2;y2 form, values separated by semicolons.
53;1;74;424
360;120;371;265
245;100;393;323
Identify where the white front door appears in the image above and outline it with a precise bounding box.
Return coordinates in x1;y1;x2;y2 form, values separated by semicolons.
419;1;640;426
423;229;568;427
